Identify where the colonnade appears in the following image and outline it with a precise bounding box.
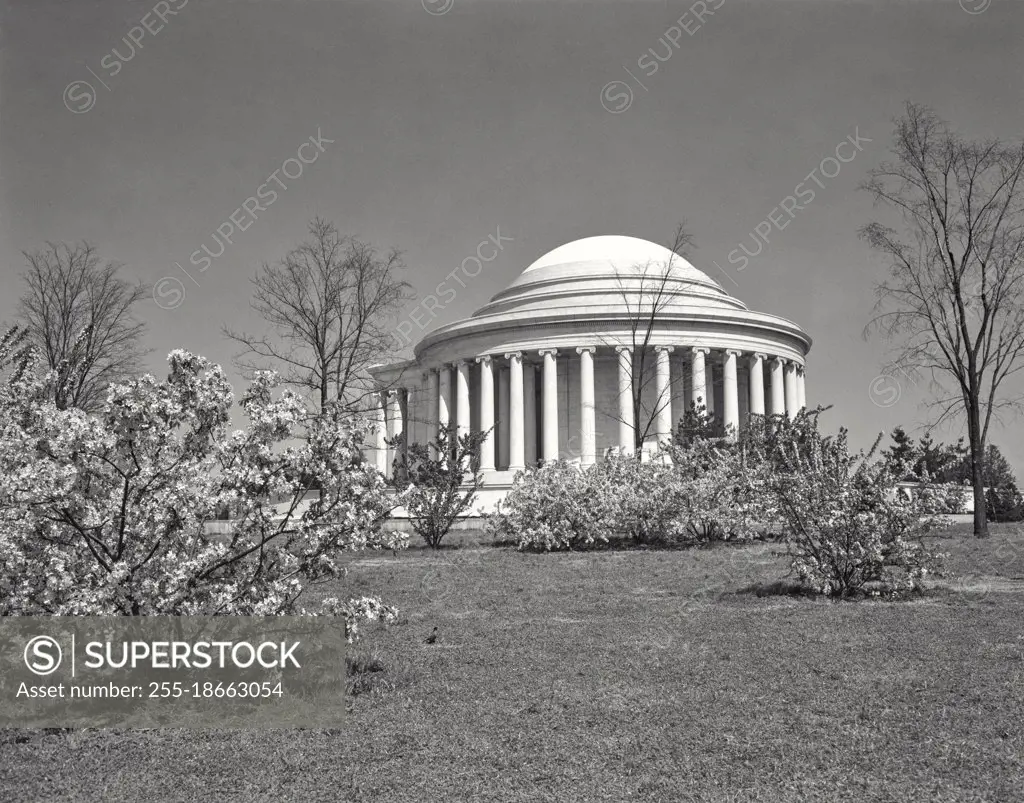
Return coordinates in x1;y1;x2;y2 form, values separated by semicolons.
374;346;807;475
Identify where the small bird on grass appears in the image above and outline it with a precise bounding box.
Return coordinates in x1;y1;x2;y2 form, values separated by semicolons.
424;626;438;645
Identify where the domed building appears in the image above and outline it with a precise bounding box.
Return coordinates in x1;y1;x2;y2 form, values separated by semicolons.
369;235;811;511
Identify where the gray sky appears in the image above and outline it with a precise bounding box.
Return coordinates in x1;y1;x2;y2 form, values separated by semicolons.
3;0;1023;467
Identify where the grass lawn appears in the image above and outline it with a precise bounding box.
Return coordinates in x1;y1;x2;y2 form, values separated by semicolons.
3;523;1024;802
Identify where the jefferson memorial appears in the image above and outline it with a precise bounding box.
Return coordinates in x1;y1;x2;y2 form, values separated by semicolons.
370;235;812;510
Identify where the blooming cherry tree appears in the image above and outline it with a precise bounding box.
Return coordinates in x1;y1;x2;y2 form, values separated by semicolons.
0;333;404;637
487;460;615;551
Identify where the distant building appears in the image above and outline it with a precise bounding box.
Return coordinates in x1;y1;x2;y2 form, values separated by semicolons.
369;235;812;511
895;480;977;513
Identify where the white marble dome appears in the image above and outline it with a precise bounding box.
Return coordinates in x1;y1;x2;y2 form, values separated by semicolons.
474;235;743;320
522;234;712;279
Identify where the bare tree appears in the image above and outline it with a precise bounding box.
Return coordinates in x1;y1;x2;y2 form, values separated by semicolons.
225;218;413;415
18;242;148;413
861;102;1024;537
603;223;698;454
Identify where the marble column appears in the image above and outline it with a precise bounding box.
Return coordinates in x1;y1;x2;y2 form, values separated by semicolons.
506;352;526;471
374;390;388;474
691;347;709;412
577;347;597;465
438;364;452;430
524;364;538;466
654;345;674;444
456;360;471;441
616;346;634;455
769;357;786;417
476;355;495;471
797;367;807;411
784;361;798;419
748;352;766;416
540;349;559;462
722;351;740;439
427;368;440;457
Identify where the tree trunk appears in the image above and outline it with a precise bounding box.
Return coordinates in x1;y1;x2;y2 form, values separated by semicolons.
633;389;643;456
967;399;989;537
319;380;329;503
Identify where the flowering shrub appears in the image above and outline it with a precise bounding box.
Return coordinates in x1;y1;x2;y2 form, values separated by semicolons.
489;445;768;550
668;440;769;543
486;405;948;595
488;430;778;550
0;334;404;638
596;455;685;544
745;414;947;598
913;478;968;516
393;424;487;548
597;445;768;545
486;460;614;551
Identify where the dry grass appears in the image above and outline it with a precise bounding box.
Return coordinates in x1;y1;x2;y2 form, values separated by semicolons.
2;523;1024;801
